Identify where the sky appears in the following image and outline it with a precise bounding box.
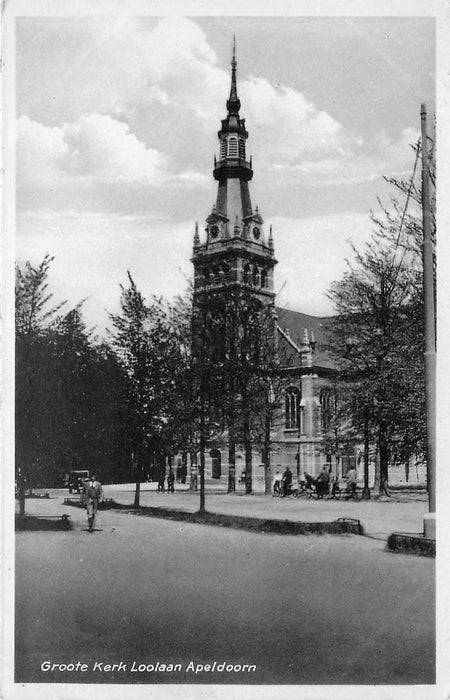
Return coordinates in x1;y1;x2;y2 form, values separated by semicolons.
15;14;436;334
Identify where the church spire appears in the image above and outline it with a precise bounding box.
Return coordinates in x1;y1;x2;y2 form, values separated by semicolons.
191;39;277;303
226;35;240;116
193;221;200;249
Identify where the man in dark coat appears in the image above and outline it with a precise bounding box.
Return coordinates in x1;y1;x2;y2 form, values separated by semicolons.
281;467;293;497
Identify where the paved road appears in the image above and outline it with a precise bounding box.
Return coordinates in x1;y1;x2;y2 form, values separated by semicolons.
15;492;434;688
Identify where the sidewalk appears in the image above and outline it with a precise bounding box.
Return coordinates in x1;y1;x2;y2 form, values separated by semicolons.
16;485;429;542
101;483;428;541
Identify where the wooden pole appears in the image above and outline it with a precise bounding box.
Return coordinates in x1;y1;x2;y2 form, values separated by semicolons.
420;103;436;514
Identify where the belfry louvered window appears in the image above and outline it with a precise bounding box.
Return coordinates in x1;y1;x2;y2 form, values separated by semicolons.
220;139;227;158
239;138;245;159
228;137;238;157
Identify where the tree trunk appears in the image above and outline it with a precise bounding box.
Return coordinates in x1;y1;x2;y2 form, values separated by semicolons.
181;451;187;484
361;414;371;499
243;407;252;495
199;441;206;514
134;479;141;508
18;471;26;516
199;410;206;514
132;452;140;507
264;406;272;495
373;451;381;498
379;425;390;497
189;449;198;491
227;421;236;494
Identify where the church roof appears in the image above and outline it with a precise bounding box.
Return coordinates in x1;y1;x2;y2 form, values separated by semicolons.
275;307;337;372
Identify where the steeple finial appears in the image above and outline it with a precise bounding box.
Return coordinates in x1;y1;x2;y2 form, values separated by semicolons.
268;224;274;250
227;35;240;115
193;221;200;248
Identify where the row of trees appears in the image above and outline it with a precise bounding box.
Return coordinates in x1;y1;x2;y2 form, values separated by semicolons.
15;257;282;513
322;138;435;496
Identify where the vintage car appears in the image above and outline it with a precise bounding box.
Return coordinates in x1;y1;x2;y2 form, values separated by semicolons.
66;470;90;494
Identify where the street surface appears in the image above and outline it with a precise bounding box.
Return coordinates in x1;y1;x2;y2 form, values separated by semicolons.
14;487;434;687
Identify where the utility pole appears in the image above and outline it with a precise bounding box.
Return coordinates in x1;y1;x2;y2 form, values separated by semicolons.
421;103;436;531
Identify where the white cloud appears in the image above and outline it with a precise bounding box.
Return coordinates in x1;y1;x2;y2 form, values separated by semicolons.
16;17;423;221
62;113;167;183
242;77;348;163
267;126;420;187
18;113;169;187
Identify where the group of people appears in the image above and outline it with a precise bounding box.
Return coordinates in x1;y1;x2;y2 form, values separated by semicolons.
272;464;358;498
272;467;293;497
157;468;176;493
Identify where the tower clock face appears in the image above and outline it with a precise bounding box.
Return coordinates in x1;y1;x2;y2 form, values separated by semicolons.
210;225;219;238
252;226;260;240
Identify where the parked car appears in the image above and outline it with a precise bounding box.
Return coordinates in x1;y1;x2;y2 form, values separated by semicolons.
66;470;90;494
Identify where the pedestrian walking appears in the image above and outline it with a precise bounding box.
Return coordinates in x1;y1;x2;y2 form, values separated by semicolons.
167;467;175;493
81;474;104;532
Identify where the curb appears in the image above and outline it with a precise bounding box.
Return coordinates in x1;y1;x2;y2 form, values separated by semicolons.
64;498;364;535
121;505;364;536
387;532;435;557
15;514;73;531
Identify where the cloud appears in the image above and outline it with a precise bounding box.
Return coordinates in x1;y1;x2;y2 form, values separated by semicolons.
267;127;420;187
16;16;422;222
18;113;168;187
241;77;348;163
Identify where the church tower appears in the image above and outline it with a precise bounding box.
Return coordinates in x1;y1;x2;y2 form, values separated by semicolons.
192;39;277;301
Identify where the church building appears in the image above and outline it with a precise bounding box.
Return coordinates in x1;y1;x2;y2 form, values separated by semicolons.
191;43;342;488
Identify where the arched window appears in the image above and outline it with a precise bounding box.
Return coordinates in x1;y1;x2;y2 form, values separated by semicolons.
222;263;230;281
228;137;238;158
260;269;268;287
252;266;260;286
285;386;301;430
243;263;251;284
320;389;336;432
